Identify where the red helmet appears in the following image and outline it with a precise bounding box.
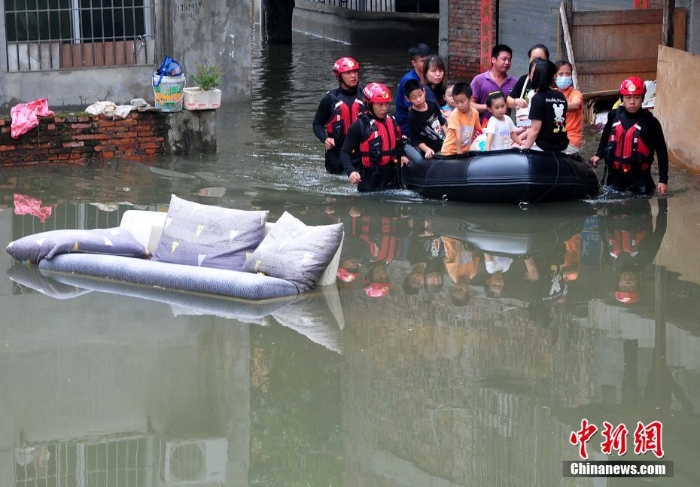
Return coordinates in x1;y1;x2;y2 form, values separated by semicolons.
333;57;359;78
363;82;392;104
364;282;390;298
615;291;639;304
619;77;646;96
337;268;359;283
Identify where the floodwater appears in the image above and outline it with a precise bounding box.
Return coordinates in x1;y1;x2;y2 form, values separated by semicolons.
2;32;700;487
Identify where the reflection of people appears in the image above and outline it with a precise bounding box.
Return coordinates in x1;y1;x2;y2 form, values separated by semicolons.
363;261;392;298
340;83;408;192
403;227;445;295
600;198;667;304
312;57;364;174
590;77;669;195
442;236;479;305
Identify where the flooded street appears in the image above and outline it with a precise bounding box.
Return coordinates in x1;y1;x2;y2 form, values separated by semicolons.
2;32;700;486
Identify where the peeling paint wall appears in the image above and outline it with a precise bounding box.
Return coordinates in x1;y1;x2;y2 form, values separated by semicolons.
0;0;252;109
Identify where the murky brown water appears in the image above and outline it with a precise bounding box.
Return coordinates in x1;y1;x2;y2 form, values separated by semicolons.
1;32;700;486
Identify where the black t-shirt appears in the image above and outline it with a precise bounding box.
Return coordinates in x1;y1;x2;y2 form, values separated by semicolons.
407;100;446;152
528;88;569;152
511;74;532;101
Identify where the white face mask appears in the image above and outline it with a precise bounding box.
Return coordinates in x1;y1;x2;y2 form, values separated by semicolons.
556;76;573;89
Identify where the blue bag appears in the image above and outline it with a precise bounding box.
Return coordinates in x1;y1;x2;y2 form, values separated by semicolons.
154;55;183;87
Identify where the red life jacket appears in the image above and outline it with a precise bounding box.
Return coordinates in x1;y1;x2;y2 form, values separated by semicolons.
359;116;401;168
608;229;648;258
608;114;651;174
352;216;398;263
325;90;365;138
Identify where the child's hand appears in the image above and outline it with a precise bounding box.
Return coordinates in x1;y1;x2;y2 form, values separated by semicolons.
657;182;668;194
348;171;361;184
589;155;600;168
400;156;409;166
324;137;336;150
424;148;435;159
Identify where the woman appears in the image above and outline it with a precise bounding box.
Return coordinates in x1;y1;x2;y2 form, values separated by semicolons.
555;60;584;157
507;44;549;110
521;59;569;152
421;55;447;107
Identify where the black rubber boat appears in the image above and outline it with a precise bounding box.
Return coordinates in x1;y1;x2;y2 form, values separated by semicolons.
401;147;600;204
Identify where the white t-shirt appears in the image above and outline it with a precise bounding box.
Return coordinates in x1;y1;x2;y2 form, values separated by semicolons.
485;116;517;150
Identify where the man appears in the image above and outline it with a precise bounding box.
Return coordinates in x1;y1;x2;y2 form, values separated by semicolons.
395;43;432;139
470;44;517;123
312;57;364;174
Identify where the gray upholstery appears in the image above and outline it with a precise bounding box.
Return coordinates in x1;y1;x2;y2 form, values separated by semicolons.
39;253;299;300
242;212;343;292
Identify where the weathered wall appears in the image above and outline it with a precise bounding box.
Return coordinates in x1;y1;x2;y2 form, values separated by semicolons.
293;0;437;46
444;0;490;82
0;110;216;166
655;45;700;175
0;0;252;109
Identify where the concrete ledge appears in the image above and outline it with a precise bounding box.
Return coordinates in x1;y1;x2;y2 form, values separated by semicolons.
292;0;438;46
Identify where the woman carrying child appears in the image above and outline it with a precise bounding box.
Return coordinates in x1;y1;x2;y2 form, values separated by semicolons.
340;82;408;192
521;59;569;153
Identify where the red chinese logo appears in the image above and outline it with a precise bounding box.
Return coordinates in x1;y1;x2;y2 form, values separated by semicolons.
601;422;628;456
633;421;664;458
569;419;598;460
570;419;664;459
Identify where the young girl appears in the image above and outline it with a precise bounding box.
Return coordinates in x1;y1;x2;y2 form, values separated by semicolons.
555;60;583;156
521;59;569;152
484;92;522;150
441;83;455;118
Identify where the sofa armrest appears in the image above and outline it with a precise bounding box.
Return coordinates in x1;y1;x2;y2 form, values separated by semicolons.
120;210;167;254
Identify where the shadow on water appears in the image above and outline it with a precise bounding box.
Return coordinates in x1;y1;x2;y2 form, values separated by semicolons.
2;31;700;487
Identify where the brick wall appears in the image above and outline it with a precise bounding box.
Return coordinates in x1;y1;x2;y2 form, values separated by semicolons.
447;0;496;82
0;112;168;167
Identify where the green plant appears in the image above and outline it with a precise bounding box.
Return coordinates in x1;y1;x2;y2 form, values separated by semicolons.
191;63;223;91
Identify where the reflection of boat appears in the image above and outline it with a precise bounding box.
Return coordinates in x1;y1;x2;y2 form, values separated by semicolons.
409;201;592;257
8;265;345;353
402;147;600;204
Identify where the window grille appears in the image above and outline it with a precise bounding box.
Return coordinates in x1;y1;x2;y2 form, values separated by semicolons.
4;0;156;72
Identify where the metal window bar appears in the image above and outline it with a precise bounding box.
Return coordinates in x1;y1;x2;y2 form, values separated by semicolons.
14;436;156;487
5;0;156;71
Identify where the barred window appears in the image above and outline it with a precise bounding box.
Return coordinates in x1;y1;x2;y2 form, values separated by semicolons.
5;0;156;71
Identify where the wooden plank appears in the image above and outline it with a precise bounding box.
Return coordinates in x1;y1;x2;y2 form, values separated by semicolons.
576;59;657;74
572;7;683;26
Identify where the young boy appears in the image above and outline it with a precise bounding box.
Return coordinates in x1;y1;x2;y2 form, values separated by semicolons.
405;79;446;159
590;76;668;195
440;82;482;156
484;92;521;151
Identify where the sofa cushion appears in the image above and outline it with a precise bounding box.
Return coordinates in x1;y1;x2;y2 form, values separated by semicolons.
152;195;268;270
6;227;148;264
242;211;343;292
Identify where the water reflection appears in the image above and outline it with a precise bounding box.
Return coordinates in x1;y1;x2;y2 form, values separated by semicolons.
2;31;700;486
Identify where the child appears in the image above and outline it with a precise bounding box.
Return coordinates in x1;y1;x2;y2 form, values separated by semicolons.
590;76;668;195
484;92;521;150
441;83;455;118
555;60;584;157
521;59;569;153
440;82;482;156
405;79;446;159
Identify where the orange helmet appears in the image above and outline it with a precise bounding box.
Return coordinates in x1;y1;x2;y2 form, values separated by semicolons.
363;82;392;104
619;77;645;96
615;291;639;304
333;57;360;78
364;282;390;298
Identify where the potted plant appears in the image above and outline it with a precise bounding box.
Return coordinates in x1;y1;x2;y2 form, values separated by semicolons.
184;63;223;110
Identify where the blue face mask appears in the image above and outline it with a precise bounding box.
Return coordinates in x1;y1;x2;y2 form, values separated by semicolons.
556;76;573;89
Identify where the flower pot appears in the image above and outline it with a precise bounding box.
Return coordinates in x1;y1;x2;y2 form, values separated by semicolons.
183;87;221;110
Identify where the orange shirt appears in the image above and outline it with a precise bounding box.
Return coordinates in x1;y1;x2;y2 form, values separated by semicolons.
440;107;482;155
561;86;583;148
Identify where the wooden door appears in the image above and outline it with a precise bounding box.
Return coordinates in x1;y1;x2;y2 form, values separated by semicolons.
572;8;686;93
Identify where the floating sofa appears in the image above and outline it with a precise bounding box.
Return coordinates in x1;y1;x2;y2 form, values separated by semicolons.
7;195;345;302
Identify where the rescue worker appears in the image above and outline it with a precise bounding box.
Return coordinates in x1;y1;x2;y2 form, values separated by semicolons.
340;82;408;192
590;76;669;195
312;57;365;174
